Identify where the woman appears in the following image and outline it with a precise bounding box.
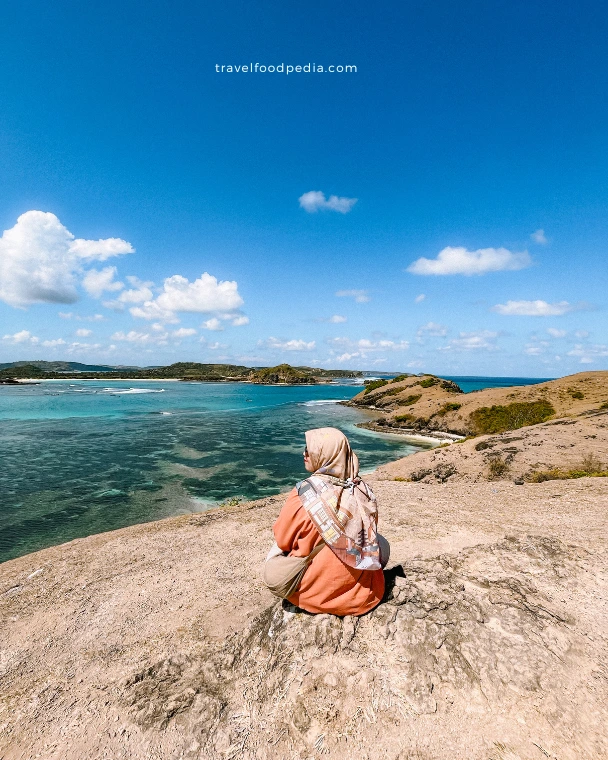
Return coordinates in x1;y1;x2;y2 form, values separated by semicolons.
270;427;385;616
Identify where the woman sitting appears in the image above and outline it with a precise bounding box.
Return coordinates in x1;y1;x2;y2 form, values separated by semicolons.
266;427;386;616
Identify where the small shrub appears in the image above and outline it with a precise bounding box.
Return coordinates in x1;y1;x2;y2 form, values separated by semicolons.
436;402;462;416
397;393;422;406
391;374;410;383
410;468;432;482
394;413;416;425
600;401;608;410
220;496;242;507
434;463;456;482
440;379;464;394
364;379;389;394
568;388;584;400
487;456;510;479
580;452;603;473
393;476;410;482
418;376;439;388
382;386;411;397
470;400;555;434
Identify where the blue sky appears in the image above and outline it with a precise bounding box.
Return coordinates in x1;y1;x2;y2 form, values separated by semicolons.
1;0;607;375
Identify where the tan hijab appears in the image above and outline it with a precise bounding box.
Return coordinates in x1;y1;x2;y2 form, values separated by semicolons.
305;427;359;482
299;428;382;570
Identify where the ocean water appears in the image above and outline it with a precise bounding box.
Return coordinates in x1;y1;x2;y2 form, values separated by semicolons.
0;375;550;563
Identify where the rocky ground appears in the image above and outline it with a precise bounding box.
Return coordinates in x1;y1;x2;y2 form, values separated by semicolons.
372;407;608;483
1;471;607;759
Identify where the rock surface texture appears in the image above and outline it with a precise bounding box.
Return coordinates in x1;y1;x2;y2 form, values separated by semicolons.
1;473;607;758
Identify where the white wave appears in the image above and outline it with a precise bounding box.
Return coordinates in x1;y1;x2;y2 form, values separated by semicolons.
301;399;342;406
102;388;166;395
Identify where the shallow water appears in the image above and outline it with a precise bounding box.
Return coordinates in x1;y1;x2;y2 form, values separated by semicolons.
0;381;431;562
0;376;551;563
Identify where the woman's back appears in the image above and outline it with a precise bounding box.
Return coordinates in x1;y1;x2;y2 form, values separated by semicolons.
273;487;385;616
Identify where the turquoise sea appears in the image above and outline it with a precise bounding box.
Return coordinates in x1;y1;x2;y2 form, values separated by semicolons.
0;375;551;563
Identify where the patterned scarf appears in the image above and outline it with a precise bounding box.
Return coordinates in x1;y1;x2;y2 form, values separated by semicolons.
297;428;382;571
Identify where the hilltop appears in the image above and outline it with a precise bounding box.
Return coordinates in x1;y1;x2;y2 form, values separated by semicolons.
347;370;608;437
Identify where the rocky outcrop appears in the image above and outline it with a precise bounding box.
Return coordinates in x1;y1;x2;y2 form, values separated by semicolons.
117;535;605;759
347;371;608;438
248;364;318;384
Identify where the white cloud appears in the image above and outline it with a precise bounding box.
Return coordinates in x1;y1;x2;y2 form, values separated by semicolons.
110;330;168;345
531;229;548;245
298;191;357;214
67;237;134;261
0;211;133;308
66;341;102;354
264;337;316;351
493;300;575;316
547;328;567;338
131;273;244;324
329;314;347;323
336;289;370;303
231;315;249;326
41;338;67;348
202;318;224;331
414;294;426;303
59;312;105;321
2;329;39;344
407;246;531;276
75;328;93;337
566;343;608;364
82;266;124;298
438;330;499;352
417;322;448;337
172;327;197;338
575;330;589;339
328;337;409;354
116;276;154;304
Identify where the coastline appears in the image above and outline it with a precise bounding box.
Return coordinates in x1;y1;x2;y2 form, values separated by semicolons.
355;420;463;444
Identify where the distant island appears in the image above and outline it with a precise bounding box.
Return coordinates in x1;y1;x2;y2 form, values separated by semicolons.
0;360;363;385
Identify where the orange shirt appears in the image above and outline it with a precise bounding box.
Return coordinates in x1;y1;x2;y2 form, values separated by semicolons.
273;488;385;616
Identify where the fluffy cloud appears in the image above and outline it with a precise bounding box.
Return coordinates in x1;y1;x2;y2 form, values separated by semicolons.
2;329;39;344
547;328;567;338
172;328;197;338
407;246;531;276
566;343;608;364
41;338;67;348
231;315;249;326
298;191;357;214
111;330;168;345
492;300;575;316
131;273;244;324
531;229;548;244
414;294;426;303
202;318;223;331
75;328;93;337
329;315;347;323
336;289;370;303
438;330;499;352
82;266;124;298
0;211;133;308
328;337;409;362
116;276;154;304
264;337;316;351
417;322;448;337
